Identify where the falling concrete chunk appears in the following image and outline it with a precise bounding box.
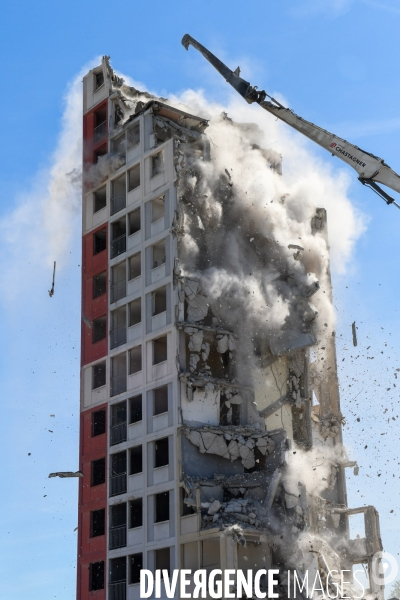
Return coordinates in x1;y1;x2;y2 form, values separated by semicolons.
183;279;200;300
288;244;304;251
265;469;282;509
201;342;210;362
48;261;56;298
352;321;358;347
188;329;204;352
216;334;229;353
208;500;221;515
49;471;83;478
229;394;242;405
187;295;209;322
285;493;299;509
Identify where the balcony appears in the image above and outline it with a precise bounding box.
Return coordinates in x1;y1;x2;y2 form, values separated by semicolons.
109;525;127;549
111;279;126;304
110;326;127;350
110;473;127;496
110;422;127;446
94;121;107;143
109;581;126;600
110;374;127;397
111;234;126;259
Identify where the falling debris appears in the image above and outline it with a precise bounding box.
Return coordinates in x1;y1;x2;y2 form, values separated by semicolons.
48;261;56;297
82;316;92;328
352;321;358;347
48;471;84;478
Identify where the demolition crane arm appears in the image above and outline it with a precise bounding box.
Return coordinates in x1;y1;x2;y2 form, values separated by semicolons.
182;33;400;209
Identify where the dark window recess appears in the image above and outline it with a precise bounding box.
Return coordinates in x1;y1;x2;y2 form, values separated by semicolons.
155;492;170;522
128;208;140;235
129;395;142;424
92;409;106;436
128;253;141;280
152;287;167;316
93;362;106;389
110;401;127;446
94;71;104;91
93;229;107;255
92;316;107;343
153;336;167;365
109;556;126;583
152;239;166;269
128;164;140;191
151;151;164;177
111;218;126;259
90;561;105;591
91;458;106;486
93;186;106;213
130;445;143;475
181;487;196;516
129;298;141;327
94;107;107;143
130;553;143;585
154;386;168;416
110;503;127;551
114;104;124;127
127;123;140;149
155;437;169;468
110;503;126;528
130;499;143;529
93;271;107;299
110;451;127;496
151;196;165;223
129;346;142;374
111;174;126;216
90;508;105;537
155;548;170;575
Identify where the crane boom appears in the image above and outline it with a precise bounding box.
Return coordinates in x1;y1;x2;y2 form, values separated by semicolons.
181;33;400;209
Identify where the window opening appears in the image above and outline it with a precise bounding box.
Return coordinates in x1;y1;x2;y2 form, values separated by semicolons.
155;491;170;522
128;253;141;280
129;298;141;327
92;362;106;389
92;409;106;436
154;385;168;416
93;228;106;255
93;271;106;299
128;164;140;191
155;437;169;468
91;458;105;486
153;336;167;364
128;207;140;235
130;445;143;475
92;315;106;344
129;395;142;424
93;186;106;213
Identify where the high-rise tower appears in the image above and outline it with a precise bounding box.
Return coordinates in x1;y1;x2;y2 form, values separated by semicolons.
77;57;383;600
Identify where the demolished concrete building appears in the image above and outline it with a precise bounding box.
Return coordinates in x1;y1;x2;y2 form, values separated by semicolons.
77;56;384;599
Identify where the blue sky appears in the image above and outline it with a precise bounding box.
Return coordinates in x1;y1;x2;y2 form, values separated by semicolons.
0;0;400;597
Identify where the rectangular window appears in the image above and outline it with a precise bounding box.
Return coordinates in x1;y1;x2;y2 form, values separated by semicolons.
151;195;165;223
128;207;140;235
152;286;167;316
93;271;106;299
90;561;105;591
93;228;106;255
129;298;141;327
129;553;143;585
129;395;142;424
109;556;126;584
181;487;196;516
92;409;106;436
155;437;169;468
155;491;169;523
153;335;167;365
152;239;166;269
94;107;107;143
111;262;126;304
92;362;106;389
127;123;140;149
128;253;141;280
154;385;168;416
111;354;127;397
94;71;104;91
130;499;143;529
151;151;164;177
110;218;126;259
91;458;105;486
129;346;142;374
155;548;170;575
111;174;126;216
90;508;105;537
109;503;127;550
92;316;106;343
130;445;143;475
93;186;106;213
128;164;140;191
110;400;127;446
110;451;127;497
